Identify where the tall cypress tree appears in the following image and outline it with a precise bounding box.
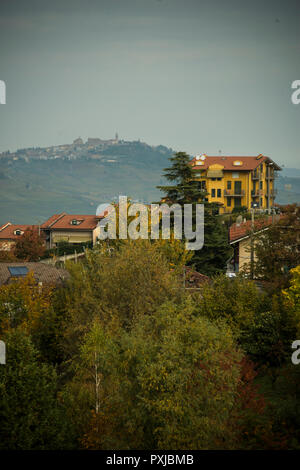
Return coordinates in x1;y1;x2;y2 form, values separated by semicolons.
157;151;232;275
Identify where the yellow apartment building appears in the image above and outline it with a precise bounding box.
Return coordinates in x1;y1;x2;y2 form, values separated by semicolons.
190;154;281;214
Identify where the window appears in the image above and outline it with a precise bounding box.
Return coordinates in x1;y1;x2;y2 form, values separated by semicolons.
227;181;231;190
227;197;231;207
260;181;263;190
14;230;22;236
71;219;83;226
217;189;221;197
234;197;241;208
211;178;216;181
211;189;216;198
234;181;242;195
217;177;222;181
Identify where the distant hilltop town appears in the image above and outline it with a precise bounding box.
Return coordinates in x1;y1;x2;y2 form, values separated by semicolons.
0;134;120;161
0;134;170;162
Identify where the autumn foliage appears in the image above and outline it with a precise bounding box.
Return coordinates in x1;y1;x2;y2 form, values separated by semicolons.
0;238;299;449
14;228;46;261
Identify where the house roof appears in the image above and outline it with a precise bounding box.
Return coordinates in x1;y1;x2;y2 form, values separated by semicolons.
184;267;211;288
41;213;101;230
190;155;281;171
229;215;282;243
0;262;70;285
41;213;66;228
0;223;38;240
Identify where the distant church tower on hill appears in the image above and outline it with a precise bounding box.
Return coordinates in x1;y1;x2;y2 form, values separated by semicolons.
115;132;119;142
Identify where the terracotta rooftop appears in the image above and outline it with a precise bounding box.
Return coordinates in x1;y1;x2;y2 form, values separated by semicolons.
0;262;70;285
41;213;102;230
41;213;66;228
190;155;281;171
229;215;282;243
0;223;38;240
184;267;211;288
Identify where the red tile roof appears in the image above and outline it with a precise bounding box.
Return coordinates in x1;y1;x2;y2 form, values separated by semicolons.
229;215;282;243
184;267;211;287
0;223;38;240
191;155;281;171
41;213;101;230
0;223;10;232
41;213;66;228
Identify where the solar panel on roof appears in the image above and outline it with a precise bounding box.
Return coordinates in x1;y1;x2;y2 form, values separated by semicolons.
8;266;29;277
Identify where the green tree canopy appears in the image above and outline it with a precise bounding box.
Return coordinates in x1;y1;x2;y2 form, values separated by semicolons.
195;274;298;367
67;300;243;450
61;241;185;357
253;205;300;288
0;328;74;449
191;205;232;275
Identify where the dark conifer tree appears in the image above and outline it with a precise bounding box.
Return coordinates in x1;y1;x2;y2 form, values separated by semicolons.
157;151;232;275
157;151;205;204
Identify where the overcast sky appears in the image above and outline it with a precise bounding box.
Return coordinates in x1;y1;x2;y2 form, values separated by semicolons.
0;0;299;167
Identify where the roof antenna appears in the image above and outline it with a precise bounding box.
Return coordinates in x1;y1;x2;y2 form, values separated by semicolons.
219;149;222;155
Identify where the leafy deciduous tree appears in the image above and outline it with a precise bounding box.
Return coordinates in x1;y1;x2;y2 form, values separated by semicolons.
69;300;243;450
14;228;46;261
0;273;64;364
253;205;300;288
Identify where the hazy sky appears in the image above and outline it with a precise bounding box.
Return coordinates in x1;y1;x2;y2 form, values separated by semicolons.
0;0;299;167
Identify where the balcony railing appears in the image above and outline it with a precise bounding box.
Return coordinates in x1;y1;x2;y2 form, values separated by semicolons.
224;189;245;197
251;172;259;180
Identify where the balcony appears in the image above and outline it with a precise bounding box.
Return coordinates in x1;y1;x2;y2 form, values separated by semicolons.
266;174;275;181
224;189;245;197
251;190;260;197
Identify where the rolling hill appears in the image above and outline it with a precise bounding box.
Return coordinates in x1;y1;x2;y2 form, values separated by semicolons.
0;140;299;225
0;141;172;224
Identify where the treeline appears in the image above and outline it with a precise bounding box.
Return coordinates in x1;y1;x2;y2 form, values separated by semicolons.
0;236;300;449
